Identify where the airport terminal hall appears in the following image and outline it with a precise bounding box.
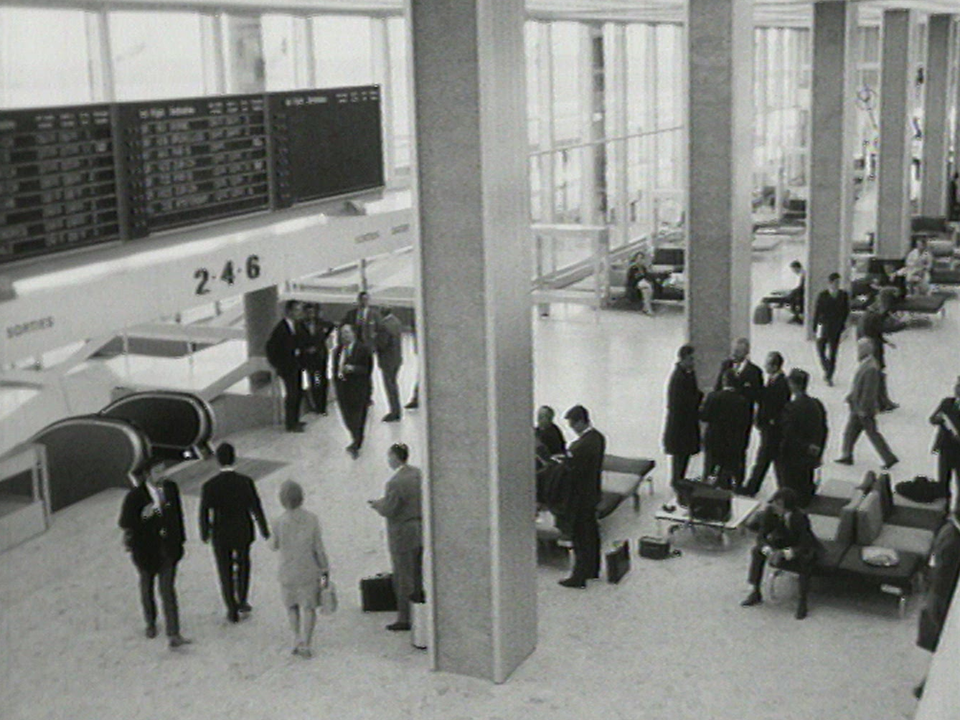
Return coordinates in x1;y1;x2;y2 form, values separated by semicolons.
5;0;960;718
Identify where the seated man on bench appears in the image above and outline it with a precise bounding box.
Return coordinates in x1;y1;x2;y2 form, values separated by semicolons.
741;487;823;620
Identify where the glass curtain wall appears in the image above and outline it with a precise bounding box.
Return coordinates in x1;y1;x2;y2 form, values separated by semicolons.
753;26;811;210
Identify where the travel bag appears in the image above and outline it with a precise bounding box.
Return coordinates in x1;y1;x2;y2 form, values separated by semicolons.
360;573;397;612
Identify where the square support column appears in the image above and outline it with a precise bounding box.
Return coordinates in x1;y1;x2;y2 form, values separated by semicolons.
806;1;857;339
876;9;917;257
685;0;753;381
921;14;953;217
408;0;536;683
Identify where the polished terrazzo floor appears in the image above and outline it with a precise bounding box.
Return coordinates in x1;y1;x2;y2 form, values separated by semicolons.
0;236;954;720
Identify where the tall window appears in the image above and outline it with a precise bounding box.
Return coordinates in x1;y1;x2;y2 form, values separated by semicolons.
110;11;205;100
0;8;92;108
313;15;374;87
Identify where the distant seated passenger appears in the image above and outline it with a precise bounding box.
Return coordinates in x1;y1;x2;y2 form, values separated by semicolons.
535;405;566;468
625;250;654;316
897;236;933;296
786;260;805;324
741;487;823;620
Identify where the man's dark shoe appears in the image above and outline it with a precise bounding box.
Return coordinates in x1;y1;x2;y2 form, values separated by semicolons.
169;635;193;649
795;602;808;620
558;577;586;589
741;590;763;607
382;413;401;422
882;457;899;470
880;402;899;413
238;603;253;613
145;625;157;639
835;456;854;466
227;610;240;623
287;422;306;433
404;399;419;410
386;622;411;631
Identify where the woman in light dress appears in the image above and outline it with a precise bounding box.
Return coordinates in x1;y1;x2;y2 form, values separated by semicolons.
271;480;330;658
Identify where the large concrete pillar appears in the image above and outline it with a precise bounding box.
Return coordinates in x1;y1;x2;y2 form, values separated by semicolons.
921;14;953;218
685;0;753;383
876;9;917;258
408;0;536;683
806;1;857;339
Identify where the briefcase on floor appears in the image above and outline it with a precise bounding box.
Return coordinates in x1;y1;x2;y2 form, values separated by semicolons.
360;573;397;612
606;540;631;584
753;302;772;325
639;535;671;560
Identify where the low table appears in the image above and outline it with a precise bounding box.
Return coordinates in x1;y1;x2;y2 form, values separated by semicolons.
655;496;761;545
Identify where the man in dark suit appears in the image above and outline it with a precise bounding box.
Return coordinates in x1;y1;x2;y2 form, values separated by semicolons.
929;376;960;506
701;369;752;490
342;291;382;352
914;508;960;698
119;462;192;648
334;323;374;458
785;260;805;323
558;405;606;589
301;303;336;415
741;487;823;620
777;369;828;506
377;306;404;422
813;272;850;386
743;352;790;497
266;300;307;432
837;338;898;469
199;443;270;623
662;344;702;489
715;337;764;425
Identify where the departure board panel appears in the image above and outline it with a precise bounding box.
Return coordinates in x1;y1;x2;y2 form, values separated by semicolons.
0;104;121;264
270;86;383;209
117;95;270;238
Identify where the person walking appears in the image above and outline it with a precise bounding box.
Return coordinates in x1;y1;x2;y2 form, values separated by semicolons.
271;480;331;659
377;306;404;422
836;338;898;469
368;443;423;631
199;443;270;623
856;288;898;411
662;344;702;489
118;462;192;649
743;351;790;497
812;272;850;386
333;324;374;458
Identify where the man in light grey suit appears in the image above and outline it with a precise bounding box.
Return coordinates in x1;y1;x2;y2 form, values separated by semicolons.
368;443;423;631
836;337;898;469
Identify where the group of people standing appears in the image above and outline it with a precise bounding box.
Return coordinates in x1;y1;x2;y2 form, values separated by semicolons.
265;292;408;458
663;339;828;505
119;440;423;656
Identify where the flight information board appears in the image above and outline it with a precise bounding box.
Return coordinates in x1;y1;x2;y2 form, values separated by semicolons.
270;86;383;209
116;94;270;238
0;104;121;263
0;86;383;267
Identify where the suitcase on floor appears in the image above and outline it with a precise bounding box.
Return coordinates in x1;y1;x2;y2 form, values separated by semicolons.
360;573;397;612
753;302;772;325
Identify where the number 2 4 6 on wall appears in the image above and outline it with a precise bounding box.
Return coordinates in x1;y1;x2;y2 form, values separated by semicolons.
194;255;261;295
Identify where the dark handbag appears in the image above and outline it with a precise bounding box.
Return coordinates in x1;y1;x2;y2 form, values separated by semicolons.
639;535;671;560
606;540;630;584
360;573;397;612
690;486;733;522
